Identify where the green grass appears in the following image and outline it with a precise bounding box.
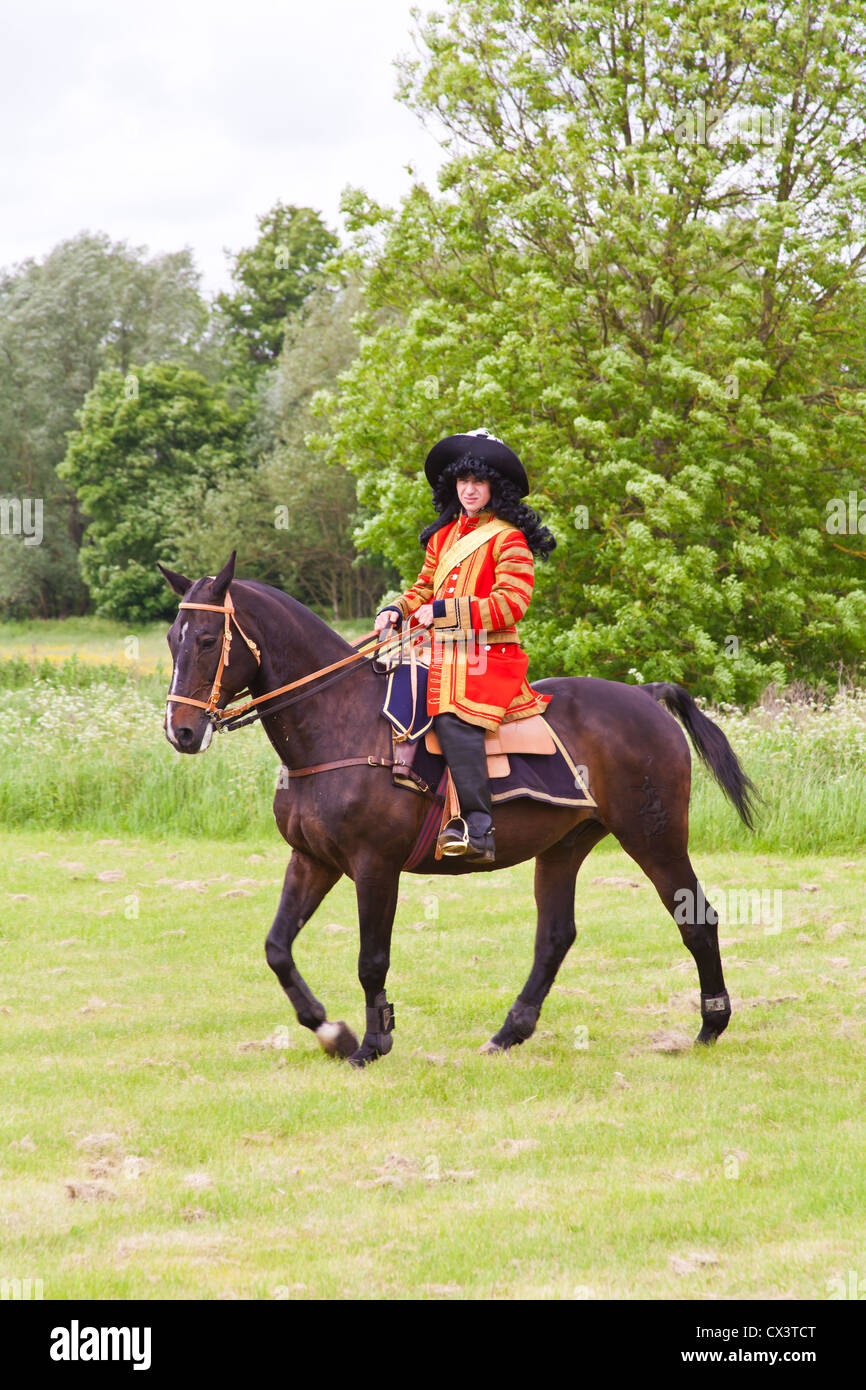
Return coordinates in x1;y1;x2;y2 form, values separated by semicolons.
1;831;864;1299
1;638;866;851
0;618;174;675
0;614;371;676
2;617;863;1301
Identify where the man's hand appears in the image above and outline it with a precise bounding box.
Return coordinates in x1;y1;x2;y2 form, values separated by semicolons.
374;609;399;634
414;603;434;627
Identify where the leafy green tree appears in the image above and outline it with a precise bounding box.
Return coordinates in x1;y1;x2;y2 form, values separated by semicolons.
216;203;340;369
321;0;866;702
58;363;245;621
171;278;397;617
0;232;210;616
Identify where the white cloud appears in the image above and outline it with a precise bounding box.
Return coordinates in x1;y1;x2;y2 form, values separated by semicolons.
0;0;444;291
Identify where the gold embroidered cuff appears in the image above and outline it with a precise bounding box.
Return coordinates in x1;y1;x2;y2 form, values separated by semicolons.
432;596;472;631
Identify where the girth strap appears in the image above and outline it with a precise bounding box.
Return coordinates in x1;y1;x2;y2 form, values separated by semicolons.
285;755;441;800
287;755;394;777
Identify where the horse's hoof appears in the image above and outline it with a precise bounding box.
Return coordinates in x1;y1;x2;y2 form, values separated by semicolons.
316;1021;358;1059
695;1026;719;1046
479;1039;505;1055
346;1040;384;1068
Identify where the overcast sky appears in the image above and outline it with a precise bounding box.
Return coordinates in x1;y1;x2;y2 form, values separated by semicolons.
0;0;445;294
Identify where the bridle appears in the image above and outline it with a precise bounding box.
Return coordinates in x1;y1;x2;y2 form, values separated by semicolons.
166;591;262;720
165;588;417;732
164;588;440;801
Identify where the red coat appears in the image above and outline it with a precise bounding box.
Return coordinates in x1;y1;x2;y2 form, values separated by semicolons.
386;508;551;731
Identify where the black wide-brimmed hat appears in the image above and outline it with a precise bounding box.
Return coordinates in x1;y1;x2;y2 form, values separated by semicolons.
424;428;529;497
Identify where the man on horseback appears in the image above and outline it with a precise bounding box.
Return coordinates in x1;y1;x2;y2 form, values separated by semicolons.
161;433;752;1062
374;429;556;864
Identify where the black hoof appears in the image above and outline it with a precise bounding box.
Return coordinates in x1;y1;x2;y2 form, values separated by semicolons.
347;1031;393;1068
696;1018;730;1045
697;992;731;1046
488;1000;540;1051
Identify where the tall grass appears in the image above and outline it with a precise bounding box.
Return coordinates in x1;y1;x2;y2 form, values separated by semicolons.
687;682;866;851
2;655;865;851
0;660;276;839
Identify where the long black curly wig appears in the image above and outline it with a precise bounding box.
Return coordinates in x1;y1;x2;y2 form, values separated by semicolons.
419;453;556;560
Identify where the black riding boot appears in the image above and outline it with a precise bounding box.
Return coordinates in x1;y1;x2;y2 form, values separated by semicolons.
433;712;495;864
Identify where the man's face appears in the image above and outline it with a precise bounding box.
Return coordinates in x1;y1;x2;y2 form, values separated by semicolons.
456;474;491;515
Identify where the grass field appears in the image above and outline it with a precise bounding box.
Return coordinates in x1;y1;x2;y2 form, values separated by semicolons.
2;617;865;1301
1;829;864;1300
0;618;174;675
0;614;371;676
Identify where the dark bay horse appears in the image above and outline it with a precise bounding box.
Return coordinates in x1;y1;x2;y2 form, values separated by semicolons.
160;553;755;1067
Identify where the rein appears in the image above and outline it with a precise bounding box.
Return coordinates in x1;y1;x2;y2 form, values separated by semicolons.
166;591;421;734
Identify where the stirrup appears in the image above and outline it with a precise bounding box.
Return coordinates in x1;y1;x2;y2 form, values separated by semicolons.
437;816;470;856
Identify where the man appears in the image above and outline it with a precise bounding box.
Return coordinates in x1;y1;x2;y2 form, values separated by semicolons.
374;429;556;863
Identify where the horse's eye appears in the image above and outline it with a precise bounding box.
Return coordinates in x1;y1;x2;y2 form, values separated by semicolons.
199;636;217;650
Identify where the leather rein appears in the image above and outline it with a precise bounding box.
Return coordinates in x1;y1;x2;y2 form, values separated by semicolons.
165;593;438;796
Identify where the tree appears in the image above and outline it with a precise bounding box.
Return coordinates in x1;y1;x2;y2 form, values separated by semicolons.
170;278;398;618
58;363;245;621
216;203;340;369
0;232;211;616
321;0;866;702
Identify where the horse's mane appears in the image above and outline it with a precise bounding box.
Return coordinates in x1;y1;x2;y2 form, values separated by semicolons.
222;578;356;653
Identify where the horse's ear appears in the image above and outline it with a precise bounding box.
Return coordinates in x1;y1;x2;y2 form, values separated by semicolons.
211;551;236;602
157;562;193;597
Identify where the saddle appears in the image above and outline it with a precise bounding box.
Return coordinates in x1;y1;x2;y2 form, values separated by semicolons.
378;631;557;779
424;715;555;779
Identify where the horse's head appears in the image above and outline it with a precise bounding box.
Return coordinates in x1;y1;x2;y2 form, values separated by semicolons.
159;552;260;754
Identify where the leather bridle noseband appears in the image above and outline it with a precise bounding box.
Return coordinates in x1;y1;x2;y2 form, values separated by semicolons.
166;591;262;720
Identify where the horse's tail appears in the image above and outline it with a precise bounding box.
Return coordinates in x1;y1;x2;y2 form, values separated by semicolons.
639;682;757;830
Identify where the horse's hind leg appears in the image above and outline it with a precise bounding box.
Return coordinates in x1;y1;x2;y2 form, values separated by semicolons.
622;841;731;1045
265;850;358;1058
481;822;608;1054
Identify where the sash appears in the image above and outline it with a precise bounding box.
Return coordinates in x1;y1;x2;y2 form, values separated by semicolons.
432;517;512;595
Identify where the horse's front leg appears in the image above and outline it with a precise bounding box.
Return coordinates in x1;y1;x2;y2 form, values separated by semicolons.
347;859;401;1068
265;850;358;1059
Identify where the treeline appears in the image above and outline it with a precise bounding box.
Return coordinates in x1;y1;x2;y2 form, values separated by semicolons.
4;1;866;703
0;206;397;623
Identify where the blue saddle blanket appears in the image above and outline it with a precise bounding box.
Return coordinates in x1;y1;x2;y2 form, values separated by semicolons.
380;661;594;808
